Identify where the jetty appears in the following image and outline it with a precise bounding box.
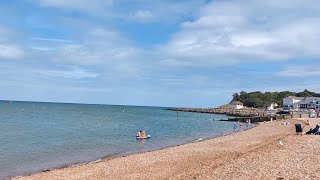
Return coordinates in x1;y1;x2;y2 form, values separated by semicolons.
167;107;310;123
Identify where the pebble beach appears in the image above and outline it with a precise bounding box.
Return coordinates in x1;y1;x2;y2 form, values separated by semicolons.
14;118;320;180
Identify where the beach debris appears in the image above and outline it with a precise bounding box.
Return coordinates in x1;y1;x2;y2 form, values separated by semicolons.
90;159;102;164
195;138;203;142
279;140;283;146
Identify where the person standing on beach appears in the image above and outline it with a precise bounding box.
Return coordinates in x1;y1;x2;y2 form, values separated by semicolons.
306;120;312;128
233;122;238;132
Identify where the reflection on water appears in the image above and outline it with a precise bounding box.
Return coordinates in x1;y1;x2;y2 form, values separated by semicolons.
137;139;146;153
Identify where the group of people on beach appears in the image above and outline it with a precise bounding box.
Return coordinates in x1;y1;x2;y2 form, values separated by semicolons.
136;130;146;138
305;120;320;135
295;120;320;135
233;119;251;132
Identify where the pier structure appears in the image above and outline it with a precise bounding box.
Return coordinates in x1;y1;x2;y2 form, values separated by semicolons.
168;107;310;123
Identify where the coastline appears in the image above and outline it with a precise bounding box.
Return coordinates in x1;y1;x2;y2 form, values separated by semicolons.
14;118;320;179
8;122;254;180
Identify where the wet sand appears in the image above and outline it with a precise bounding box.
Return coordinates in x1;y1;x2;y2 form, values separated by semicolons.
15;118;320;180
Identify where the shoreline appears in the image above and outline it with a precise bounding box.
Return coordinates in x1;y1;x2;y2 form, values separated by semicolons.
9;122;255;180
14;118;320;179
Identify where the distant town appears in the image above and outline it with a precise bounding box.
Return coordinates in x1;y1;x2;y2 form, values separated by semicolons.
230;89;320;112
172;89;320;122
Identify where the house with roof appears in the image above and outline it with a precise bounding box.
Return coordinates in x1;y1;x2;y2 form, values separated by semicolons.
283;96;304;110
298;97;320;110
283;96;320;110
229;101;243;109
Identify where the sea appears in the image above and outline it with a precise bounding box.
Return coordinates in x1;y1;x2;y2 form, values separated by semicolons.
0;101;239;179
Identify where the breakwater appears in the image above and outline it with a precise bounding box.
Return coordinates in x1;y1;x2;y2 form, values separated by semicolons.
168;107;310;123
170;107;271;117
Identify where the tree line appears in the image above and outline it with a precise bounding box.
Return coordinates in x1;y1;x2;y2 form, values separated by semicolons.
232;89;320;108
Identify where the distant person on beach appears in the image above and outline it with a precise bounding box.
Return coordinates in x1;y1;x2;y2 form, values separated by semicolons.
237;120;242;131
317;125;320;135
306;125;319;135
136;130;146;138
306;120;311;127
136;131;142;138
282;121;290;125
233;122;238;132
141;131;146;138
246;119;249;127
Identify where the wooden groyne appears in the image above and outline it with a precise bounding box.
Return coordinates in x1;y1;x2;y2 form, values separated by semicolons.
169;107;271;117
167;107;310;123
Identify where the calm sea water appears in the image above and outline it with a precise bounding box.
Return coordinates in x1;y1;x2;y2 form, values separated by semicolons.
0;101;237;179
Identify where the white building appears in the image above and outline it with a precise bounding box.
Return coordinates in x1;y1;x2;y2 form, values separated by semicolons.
229;101;243;109
283;96;304;110
299;97;320;110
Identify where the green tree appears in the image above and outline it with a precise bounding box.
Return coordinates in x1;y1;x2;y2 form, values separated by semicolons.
232;93;240;101
231;89;319;108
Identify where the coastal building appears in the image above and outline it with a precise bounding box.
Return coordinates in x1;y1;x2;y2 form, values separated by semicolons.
283;96;304;110
229;101;243;109
283;96;320;110
298;97;320;110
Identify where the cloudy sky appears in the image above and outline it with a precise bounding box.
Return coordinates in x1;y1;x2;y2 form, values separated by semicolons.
1;0;320;107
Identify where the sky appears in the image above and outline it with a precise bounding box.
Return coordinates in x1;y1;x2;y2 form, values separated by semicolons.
1;0;320;107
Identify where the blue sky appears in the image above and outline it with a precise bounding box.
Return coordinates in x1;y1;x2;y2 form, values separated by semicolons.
1;0;320;107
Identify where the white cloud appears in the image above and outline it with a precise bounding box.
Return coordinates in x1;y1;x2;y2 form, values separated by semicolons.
30;46;56;51
33;27;148;80
3;0;320;106
0;27;24;59
53;43;139;66
159;58;193;67
33;0;113;14
160;75;209;87
29;38;72;51
29;0;208;25
113;1;208;24
32;27;132;66
181;15;247;29
277;65;320;77
85;28;128;41
131;10;154;22
31;37;72;43
0;27;14;43
28;0;320;70
0;44;24;59
160;0;320;67
36;67;98;79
